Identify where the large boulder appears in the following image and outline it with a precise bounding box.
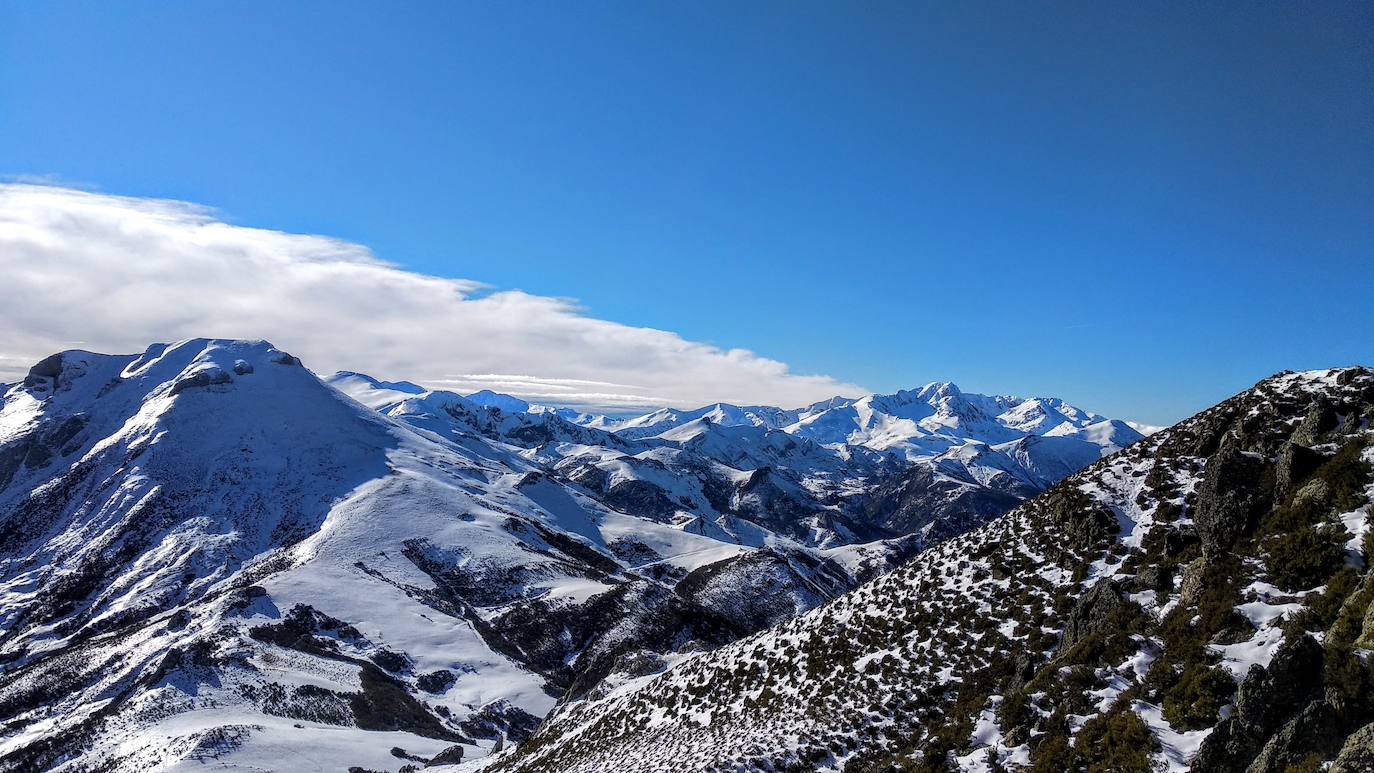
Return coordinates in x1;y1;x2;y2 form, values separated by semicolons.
1177;557;1209;607
1059;579;1127;654
426;744;465;767
1274;442;1326;498
1245;697;1345;773
1290;399;1340;447
1194;443;1270;556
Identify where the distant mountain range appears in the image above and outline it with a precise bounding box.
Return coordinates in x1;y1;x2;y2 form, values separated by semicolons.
0;339;1150;771
329;369;1147;549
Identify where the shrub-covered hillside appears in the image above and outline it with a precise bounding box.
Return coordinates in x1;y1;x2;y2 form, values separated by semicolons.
483;368;1374;772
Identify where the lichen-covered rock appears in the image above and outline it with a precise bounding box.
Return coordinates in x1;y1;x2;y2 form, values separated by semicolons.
1178;556;1209;607
1193;635;1326;772
1059;579;1126;654
1291;399;1340;446
1274;442;1326;497
1136;564;1171;593
1244;697;1345;773
1194;443;1270;556
1331;721;1374;773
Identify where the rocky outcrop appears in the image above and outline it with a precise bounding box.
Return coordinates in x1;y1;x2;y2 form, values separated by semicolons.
1194;443;1270;556
1331;721;1374;773
1058;579;1128;654
1274;441;1327;497
1246;696;1347;773
1192;635;1325;772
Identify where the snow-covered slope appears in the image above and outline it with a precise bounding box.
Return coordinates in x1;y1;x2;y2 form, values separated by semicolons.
488;367;1374;772
0;341;898;772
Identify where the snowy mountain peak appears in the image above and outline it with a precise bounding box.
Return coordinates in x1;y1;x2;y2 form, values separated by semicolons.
466;389;533;413
327;370;426;395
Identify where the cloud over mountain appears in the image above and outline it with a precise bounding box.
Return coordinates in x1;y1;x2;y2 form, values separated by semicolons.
0;184;865;411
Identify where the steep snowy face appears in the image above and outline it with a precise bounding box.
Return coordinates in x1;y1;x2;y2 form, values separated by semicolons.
491;367;1374;773
0;339;399;653
0;341;910;773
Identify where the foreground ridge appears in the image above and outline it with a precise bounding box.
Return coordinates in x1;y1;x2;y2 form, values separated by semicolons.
489;367;1374;772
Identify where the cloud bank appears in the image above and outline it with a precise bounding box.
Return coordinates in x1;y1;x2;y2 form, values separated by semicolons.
0;184;866;413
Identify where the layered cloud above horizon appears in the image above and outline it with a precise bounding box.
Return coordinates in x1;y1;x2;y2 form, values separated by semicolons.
0;183;867;413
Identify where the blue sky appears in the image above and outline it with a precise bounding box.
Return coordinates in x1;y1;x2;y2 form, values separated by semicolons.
1;2;1371;425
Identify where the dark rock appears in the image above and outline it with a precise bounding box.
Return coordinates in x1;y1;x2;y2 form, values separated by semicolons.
1234;635;1324;722
1059;579;1126;654
168;369;233;396
232;360;254;375
23;353;65;387
1193;635;1325;772
1246;698;1346;773
426;744;465;766
1193;444;1270;556
1006;651;1039;694
1291;399;1340;446
1136;564;1171;593
1332;721;1374;773
1274;442;1326;497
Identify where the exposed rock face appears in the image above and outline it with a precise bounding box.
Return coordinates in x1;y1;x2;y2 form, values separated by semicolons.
1246;696;1346;773
1194;443;1270;556
426;744;465;766
1331;722;1374;773
1275;441;1326;497
1178;556;1209;606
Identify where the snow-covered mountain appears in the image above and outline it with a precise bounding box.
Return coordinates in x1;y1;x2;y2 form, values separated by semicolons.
490;367;1374;772
0;340;1146;772
327;375;1144;551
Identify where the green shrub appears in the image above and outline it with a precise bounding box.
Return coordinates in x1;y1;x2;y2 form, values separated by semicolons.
1162;664;1235;731
1285;567;1360;635
1072;706;1158;773
1264;526;1346;591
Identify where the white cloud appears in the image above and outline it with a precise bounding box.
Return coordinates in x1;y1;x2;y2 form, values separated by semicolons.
0;184;866;412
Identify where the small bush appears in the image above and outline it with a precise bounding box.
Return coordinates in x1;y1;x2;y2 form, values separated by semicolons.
1162;664;1235;731
1073;705;1158;773
1264;526;1346;592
